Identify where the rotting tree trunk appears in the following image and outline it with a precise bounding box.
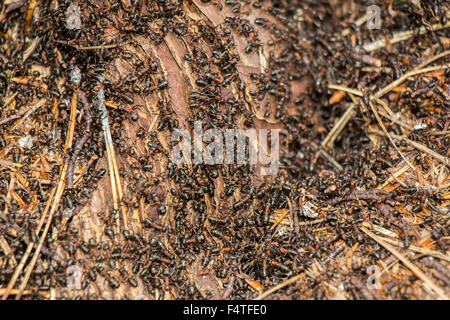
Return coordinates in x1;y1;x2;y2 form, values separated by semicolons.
62;0;309;299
